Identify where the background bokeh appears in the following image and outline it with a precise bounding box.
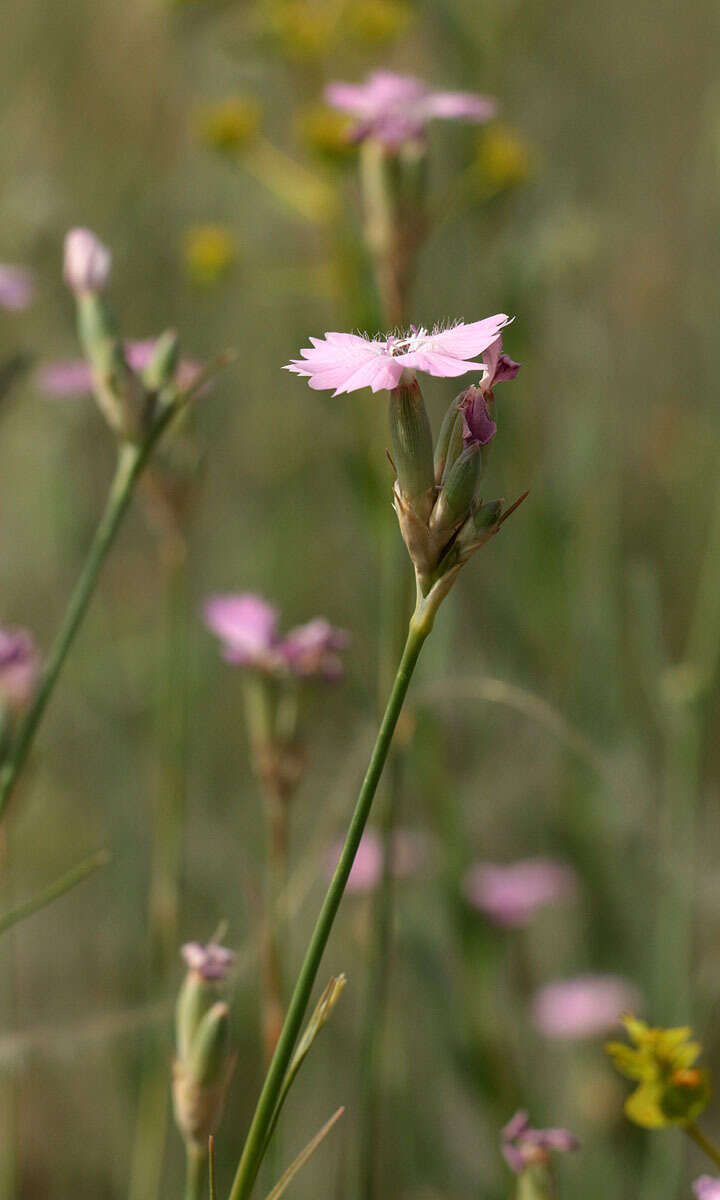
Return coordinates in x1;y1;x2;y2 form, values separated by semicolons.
2;0;720;1197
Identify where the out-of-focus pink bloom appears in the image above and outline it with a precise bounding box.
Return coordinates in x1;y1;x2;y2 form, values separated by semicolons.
63;228;111;294
0;627;40;712
204;593;348;681
279;618;349;680
38;339;202;397
459;334;521;447
325;70;496;148
327;827;428;893
0;265;33;311
463;858;577;927
181;940;235;982
502;1110;579;1174
285;317;510;396
204;594;281;669
532;975;641;1040
694;1178;720;1200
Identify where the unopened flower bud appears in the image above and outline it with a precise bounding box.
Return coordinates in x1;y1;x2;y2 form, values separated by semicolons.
142;329;180;392
63;228;112;294
388;374;435;519
430;444;481;537
433;398;463;483
187;1001;231;1087
176;969;214;1064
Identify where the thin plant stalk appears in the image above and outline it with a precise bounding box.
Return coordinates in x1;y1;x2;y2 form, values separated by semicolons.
128;549;191;1200
228;600;434;1200
357;748;402;1200
0;406;180;825
686;1123;720;1171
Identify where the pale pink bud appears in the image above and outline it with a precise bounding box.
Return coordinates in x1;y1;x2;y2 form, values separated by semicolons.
63;228;112;294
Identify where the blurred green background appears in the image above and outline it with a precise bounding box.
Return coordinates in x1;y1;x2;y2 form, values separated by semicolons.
3;0;720;1197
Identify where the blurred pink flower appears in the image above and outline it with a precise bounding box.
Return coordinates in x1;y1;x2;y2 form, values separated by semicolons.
38;338;202;396
204;594;281;669
532;975;641;1040
204;593;349;680
0;265;33;311
327;827;428;893
280;618;350;680
502;1110;579;1174
694;1178;720;1200
181;940;234;982
63;228;111;293
0;627;40;713
325;70;496;148
463;858;577;927
459;334;521;447
285;317;510;396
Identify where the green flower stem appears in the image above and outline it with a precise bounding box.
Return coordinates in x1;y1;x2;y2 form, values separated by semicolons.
0;406;176;826
128;552;192;1200
0;849;109;936
686;1123;720;1170
228;602;435;1200
357;749;401;1200
185;1145;207;1200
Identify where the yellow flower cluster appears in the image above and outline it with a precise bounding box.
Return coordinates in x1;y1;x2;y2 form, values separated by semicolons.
607;1016;710;1129
183;226;239;285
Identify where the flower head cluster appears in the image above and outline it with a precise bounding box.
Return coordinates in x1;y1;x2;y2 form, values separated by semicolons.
204;593;348;681
285;316;510;396
0;627;40;713
533;975;640;1040
287;316;522;609
325;70;496;148
607;1016;711;1129
501;1111;579;1174
181;940;235;982
0;265;33;311
464;857;577;927
39;338;201;397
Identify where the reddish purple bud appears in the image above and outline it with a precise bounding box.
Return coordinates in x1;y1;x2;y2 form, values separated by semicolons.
0;627;40;712
458;385;497;447
63;228;111;294
181;941;235;982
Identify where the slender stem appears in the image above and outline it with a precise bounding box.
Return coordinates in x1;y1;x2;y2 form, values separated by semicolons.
357;753;401;1200
185;1145;207;1200
228;608;432;1200
0;850;109;936
128;553;191;1200
687;1123;720;1170
0;408;175;825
